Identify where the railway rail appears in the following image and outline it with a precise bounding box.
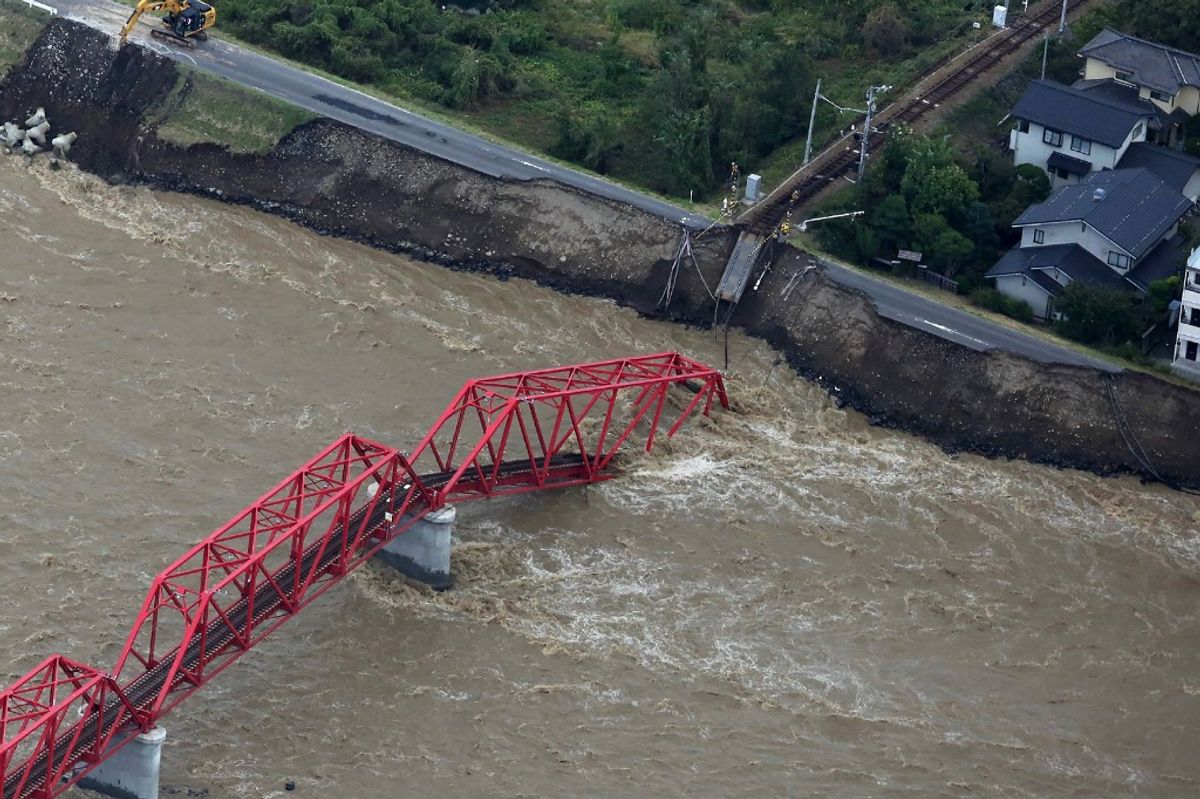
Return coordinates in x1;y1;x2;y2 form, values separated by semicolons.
740;0;1094;235
0;353;730;799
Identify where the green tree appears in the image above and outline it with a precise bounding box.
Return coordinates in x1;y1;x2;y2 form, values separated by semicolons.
928;228;974;278
901;136;979;222
1121;0;1200;52
871;194;911;252
911;212;952;254
854;223;880;263
553;102;623;173
446;48;510;109
862;3;909;59
1054;283;1141;345
1148;276;1183;315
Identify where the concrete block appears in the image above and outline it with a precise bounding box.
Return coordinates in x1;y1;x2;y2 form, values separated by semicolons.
744;173;762;203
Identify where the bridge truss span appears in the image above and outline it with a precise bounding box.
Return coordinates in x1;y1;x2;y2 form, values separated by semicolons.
411;351;731;505
0;352;729;799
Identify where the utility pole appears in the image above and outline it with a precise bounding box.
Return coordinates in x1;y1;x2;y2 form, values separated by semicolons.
803;78;821;166
1058;0;1068;36
1041;31;1050;79
857;85;888;184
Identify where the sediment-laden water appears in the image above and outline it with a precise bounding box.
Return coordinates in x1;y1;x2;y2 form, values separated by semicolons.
0;156;1198;798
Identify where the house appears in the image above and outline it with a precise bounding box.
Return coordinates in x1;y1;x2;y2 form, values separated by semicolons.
1080;29;1200;116
1008;80;1155;186
1174;245;1200;378
985;168;1192;320
1079;29;1200;147
1117;142;1200;202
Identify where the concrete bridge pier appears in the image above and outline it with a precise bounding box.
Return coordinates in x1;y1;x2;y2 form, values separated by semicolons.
376;505;457;589
80;726;166;799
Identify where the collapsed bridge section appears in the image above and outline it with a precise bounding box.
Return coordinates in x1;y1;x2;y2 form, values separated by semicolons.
0;352;728;799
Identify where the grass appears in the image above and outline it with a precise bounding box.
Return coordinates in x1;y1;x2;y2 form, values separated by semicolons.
181;32;724;218
150;68;315;153
751;32;985;192
0;0;51;69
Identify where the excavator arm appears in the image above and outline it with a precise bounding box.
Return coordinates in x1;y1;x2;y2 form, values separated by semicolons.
120;0;168;44
119;0;215;46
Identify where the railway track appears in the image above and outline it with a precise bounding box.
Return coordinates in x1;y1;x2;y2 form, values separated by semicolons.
740;0;1094;235
4;455;586;799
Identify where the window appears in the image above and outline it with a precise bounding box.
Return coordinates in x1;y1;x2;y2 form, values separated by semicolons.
1043;128;1063;147
1188;341;1199;361
1150;89;1172;103
1018;119;1030;133
1132;122;1145;139
1191;307;1200;326
1033;228;1045;244
1082;222;1087;233
1115;69;1134;82
1070;136;1092;155
1107;251;1131;270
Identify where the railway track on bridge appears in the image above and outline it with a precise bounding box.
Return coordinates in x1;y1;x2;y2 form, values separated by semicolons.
3;456;582;799
740;0;1095;235
0;353;730;799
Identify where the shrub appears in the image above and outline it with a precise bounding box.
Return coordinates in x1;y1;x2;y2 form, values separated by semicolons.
970;288;1034;323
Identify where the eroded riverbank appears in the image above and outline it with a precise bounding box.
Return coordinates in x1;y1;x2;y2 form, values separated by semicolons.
1;17;1198;491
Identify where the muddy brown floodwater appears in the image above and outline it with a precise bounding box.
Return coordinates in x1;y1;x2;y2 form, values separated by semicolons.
1;156;1199;798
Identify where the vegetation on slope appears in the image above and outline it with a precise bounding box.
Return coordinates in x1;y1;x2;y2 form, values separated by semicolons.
150;69;316;153
215;0;1003;198
0;0;51;69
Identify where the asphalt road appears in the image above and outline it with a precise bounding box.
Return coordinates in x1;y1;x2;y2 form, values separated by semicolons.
44;0;710;228
811;259;1120;371
32;0;1120;372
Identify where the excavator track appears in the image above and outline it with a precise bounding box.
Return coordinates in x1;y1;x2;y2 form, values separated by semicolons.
150;28;198;47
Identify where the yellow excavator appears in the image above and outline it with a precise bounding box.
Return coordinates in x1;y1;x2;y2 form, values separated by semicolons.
119;0;216;48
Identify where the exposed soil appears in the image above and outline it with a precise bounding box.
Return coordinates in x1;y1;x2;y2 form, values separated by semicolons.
4;18;1198;489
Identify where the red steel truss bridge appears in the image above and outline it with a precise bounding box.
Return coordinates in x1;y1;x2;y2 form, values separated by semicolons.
0;352;729;799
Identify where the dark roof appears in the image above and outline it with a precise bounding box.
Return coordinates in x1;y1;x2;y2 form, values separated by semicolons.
1011;79;1155;148
986;248;1061;295
1013;169;1191;259
1071;78;1169;127
1127;233;1187;291
1079;28;1200;95
986;244;1128;292
1117;143;1200;195
1027;269;1064;295
1048;151;1093;176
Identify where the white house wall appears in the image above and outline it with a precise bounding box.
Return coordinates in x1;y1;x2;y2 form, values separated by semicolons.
1083;58;1115;82
1177;86;1200;116
1175;263;1200;379
1011;122;1134;180
1017;221;1132;266
994;274;1054;320
1183;170;1200;203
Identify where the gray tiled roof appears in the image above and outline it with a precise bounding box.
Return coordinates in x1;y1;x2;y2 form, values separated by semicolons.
1013;169;1191;260
1117;143;1200;195
1128;233;1188;291
1080;28;1200;95
1071;78;1168;126
986;244;1128;292
1011;80;1154;148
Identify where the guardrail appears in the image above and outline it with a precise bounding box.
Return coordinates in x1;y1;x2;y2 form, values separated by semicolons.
18;0;57;14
